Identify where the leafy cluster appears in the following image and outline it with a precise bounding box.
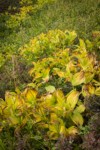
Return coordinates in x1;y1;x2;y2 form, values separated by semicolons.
0;88;85;149
21;30;100;95
0;30;100;149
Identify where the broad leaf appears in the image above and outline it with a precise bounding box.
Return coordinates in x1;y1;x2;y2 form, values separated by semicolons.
95;87;100;96
71;112;84;126
74;105;85;113
42;68;50;82
67;126;78;135
24;88;37;104
72;71;85;86
66;90;80;110
45;85;55;93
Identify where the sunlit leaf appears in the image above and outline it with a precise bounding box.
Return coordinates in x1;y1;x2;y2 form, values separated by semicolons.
79;39;86;52
71;112;84;126
5;92;16;107
95;87;100;96
67;126;78;135
53;68;65;77
42;68;50;82
60;125;67;136
24;88;37;104
50;113;58;122
54;90;65;104
74;105;85;113
9;115;19;125
45;85;55;93
72;71;85;86
85;72;94;83
66;90;80;110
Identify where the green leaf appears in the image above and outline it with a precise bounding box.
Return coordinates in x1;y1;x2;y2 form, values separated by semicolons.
45;85;55;93
27;83;36;88
0;139;5;150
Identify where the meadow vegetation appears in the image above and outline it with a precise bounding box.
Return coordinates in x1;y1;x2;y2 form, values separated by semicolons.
0;0;100;149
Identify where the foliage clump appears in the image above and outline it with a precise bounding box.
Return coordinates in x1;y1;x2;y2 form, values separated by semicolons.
0;30;100;149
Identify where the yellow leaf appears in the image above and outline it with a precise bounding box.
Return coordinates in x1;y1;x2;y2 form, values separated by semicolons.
74;105;85;113
50;113;58;122
67;126;78;135
53;68;65;77
95;87;100;96
85;72;94;83
24;88;37;104
49;125;58;134
82;84;95;97
5;92;16;106
9;115;19;125
72;71;85;86
71;112;84;126
60;125;67;136
42;68;50;82
79;39;86;52
66;90;80;110
47;131;58;140
88;84;95;94
54;90;65;105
